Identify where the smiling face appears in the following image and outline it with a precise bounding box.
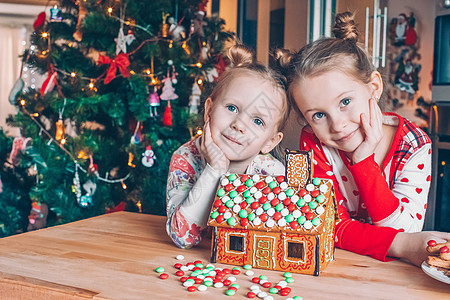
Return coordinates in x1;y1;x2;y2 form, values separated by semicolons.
205;75;284;168
292;70;381;154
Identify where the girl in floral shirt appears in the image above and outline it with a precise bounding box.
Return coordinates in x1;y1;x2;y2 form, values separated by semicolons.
275;11;450;267
166;45;290;248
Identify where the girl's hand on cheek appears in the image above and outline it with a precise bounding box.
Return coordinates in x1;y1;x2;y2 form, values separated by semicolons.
199;121;230;173
352;98;383;164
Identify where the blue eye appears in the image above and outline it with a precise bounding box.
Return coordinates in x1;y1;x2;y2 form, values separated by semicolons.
253;118;264;126
227;104;238;113
312;112;325;121
341;98;351;107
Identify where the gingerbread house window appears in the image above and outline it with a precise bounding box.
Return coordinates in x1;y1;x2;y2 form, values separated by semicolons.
287;242;304;259
229;235;243;252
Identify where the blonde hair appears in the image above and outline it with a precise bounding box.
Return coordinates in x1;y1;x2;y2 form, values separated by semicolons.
274;12;378;120
209;44;290;132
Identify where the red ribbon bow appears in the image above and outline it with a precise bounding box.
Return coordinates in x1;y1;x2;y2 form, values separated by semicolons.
98;53;131;84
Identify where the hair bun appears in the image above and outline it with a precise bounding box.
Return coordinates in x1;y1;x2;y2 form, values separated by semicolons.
227;44;255;67
332;11;359;42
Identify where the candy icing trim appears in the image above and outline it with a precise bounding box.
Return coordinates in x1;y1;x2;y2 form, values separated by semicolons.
282;238;306;263
224;232;246;255
253;234;276;269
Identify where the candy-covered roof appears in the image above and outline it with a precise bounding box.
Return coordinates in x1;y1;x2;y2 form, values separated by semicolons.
207;173;335;234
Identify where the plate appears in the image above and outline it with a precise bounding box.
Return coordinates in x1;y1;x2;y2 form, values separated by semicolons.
421;261;450;284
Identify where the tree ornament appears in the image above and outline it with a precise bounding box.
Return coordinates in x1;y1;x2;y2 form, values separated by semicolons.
161;12;170;38
189;82;201;114
128;152;136;168
125;29;136;45
115;27;127;54
130;120;142;145
190;11;207;37
55;98;66;141
40;69;58;96
88;155;99;176
169;17;186;41
80;180;96;208
50;5;62;22
27;202;48;231
73;0;88;42
9;54;27;105
149;86;160;117
163;101;172;126
33;12;46;31
72;162;82;205
142;145;156;167
9;136;32;166
98;53;131;84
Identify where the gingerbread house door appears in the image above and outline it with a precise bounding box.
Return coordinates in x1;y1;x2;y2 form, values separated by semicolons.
253;235;276;269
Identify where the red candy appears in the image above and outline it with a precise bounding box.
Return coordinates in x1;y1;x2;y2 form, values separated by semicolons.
240;218;249;226
273;187;281;194
240;201;248;209
277;175;285;183
228;286;237;292
427;240;437;247
176;271;184;276
225;184;234;192
311;190;320;198
187;286;197;292
260;213;269;222
263;187;272;194
256;181;265;189
247;291;257;298
280;288;290;296
273;212;282;221
159;273;169;279
232;269;241;275
306;212;314;220
301;205;311;213
271;199;280;206
251;202;260;210
274;285;282;291
283;198;291;206
180;276;188;282
238;185;246;193
259;196;268;204
252;277;260;283
288;203;296;212
223;268;231;274
241;175;250;182
193;267;201;271
298;188;307;197
223;279;232;286
441;246;450;253
218;205;227;213
216;215;225;223
290;221;299;229
186;262;194;266
174;263;182;269
262;282;272;288
214;200;222;207
194;278;203;284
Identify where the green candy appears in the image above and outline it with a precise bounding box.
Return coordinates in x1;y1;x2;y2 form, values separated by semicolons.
238;210;248;218
211;211;219;219
259;275;268;280
226;289;236;296
285;214;294;223
232;267;241;271
217;189;225;197
245;179;254;187
228;174;237;181
293;297;303;300
204;280;213;287
186;278;195;283
227;217;237;226
247;213;256;221
308;201;318;209
268;181;277;189
226;200;234;208
243;190;251;198
316;194;325;203
275;203;284;211
286;277;294;283
246;197;255;204
284;272;292;278
229;190;238;198
155;267;164;273
263;203;271;211
195;263;203;268
297;198;306;207
269;288;279;294
231;283;240;288
312;217;321;226
312;177;321;185
286;188;295;197
298;215;306;225
243;264;252;270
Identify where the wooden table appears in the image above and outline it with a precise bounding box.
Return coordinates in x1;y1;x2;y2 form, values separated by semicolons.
0;212;448;299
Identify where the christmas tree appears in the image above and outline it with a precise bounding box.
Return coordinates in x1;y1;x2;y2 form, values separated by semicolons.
5;0;233;233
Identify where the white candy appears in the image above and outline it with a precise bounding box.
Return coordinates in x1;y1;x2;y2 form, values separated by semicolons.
206;263;215;269
319;184;329;193
264;296;274;300
183;281;194;287
316;206;325;215
253;218;262;226
188;264;195;270
250;284;260;290
197;274;205;279
277;218;287;227
259;279;268;284
278;280;287;287
233;205;241;213
250;187;258;194
246;270;255;276
254;191;263;199
280;182;288;190
180;266;189;271
228;276;236;282
233;196;243;204
204;276;213;281
306;183;315;191
222;195;230;203
267;208;275;216
233;179;242;186
267;193;275;200
258;292;268;298
265;176;274;183
277;192;286;200
209;270;217;276
303;194;312;202
198;285;207;292
281;208;289;216
292;209;301;219
255;207;264;215
221;178;229;186
303;220;313;229
266;219;275;227
223;211;232;219
252;174;260;182
291;195;299;203
214;282;224;288
176;254;184;260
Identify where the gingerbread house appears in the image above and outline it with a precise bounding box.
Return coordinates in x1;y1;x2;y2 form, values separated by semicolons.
207;150;338;276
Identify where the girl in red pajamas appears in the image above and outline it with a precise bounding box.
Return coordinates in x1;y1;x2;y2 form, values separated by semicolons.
275;11;450;267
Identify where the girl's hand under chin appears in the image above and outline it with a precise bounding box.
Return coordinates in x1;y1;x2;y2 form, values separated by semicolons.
199;120;230;173
351;98;383;164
